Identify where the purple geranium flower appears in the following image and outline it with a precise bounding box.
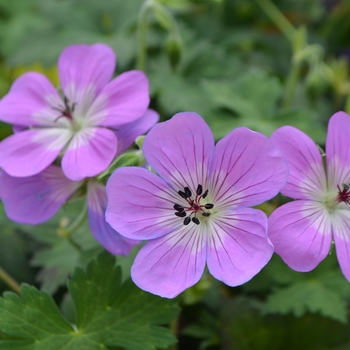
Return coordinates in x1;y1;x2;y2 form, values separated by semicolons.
0;109;159;256
0;43;149;180
106;112;288;298
269;111;350;280
0;166;138;256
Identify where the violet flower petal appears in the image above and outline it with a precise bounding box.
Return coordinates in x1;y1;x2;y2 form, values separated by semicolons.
61;127;117;181
58;43;116;102
326;111;350;190
0;166;82;224
268;200;332;272
207;207;272;286
210;127;288;208
114;108;159;155
332;209;350;282
131;224;206;298
0;72;62;127
106;167;180;240
0;128;71;177
271;126;326;200
87;181;140;256
143;112;214;191
93;70;150;127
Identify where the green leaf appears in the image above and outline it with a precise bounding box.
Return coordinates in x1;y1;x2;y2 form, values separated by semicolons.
203;69;282;121
262;255;350;323
263;279;348;323
0;252;179;350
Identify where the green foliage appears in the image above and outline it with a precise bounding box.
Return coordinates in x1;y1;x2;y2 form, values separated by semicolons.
0;253;179;350
1;0;350;348
242;254;350;323
203;69;326;142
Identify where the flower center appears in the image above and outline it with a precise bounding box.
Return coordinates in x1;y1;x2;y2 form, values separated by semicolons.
173;184;214;226
52;96;76;121
337;183;350;204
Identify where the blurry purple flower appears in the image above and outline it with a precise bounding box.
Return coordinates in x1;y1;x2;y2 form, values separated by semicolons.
269;111;350;281
0;109;159;256
0;166;138;256
106;112;288;298
0;43;149;181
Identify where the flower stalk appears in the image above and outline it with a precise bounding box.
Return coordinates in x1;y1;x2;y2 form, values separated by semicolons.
0;266;20;294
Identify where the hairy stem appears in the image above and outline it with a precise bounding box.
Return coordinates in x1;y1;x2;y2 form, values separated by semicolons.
282;60;302;110
0;267;20;294
255;0;295;42
57;203;87;251
137;0;151;71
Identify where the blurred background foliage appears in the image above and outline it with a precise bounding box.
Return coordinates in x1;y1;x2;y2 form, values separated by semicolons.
1;0;350;349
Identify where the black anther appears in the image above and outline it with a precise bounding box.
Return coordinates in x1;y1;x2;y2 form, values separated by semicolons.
178;190;187;199
196;184;203;196
175;211;186;217
204;203;214;209
183;217;191;225
192;217;200;225
173;204;184;212
202;190;208;199
202;212;211;217
184;187;192;198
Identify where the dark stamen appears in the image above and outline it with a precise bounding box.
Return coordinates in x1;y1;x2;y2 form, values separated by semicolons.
192;217;200;225
204;203;214;209
184;187;192;198
337;184;350;204
175;211;186;217
184;217;191;225
202;212;211;217
196;184;203;196
202;190;208;199
178;190;188;199
173;204;184;212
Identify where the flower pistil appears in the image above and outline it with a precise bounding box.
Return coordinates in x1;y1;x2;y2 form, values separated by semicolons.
173;184;214;225
337;183;350;204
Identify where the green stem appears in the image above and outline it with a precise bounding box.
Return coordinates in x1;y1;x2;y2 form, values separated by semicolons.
282;60;302;110
169;317;179;350
137;0;151;71
255;0;295;43
344;94;350;115
57;203;87;251
0;267;20;294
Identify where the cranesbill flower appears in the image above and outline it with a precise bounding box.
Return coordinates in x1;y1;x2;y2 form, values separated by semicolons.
0;109;158;255
268;111;350;280
0;43;149;180
0;166;138;256
106;112;288;298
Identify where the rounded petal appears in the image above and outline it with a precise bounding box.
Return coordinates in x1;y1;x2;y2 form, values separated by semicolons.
87;181;139;256
106;167;181;240
0;72;64;127
143;112;214;192
58;43;116;103
0;128;72;177
326;111;350;191
0;166;82;224
114;108;159;155
61;127;117;181
131;224;206;298
268;200;332;272
209;127;288;208
271;126;326;200
331;208;350;282
89;71;150;127
207;208;273;286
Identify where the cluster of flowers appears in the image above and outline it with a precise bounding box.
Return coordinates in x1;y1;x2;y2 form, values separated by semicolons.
1;43;350;299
